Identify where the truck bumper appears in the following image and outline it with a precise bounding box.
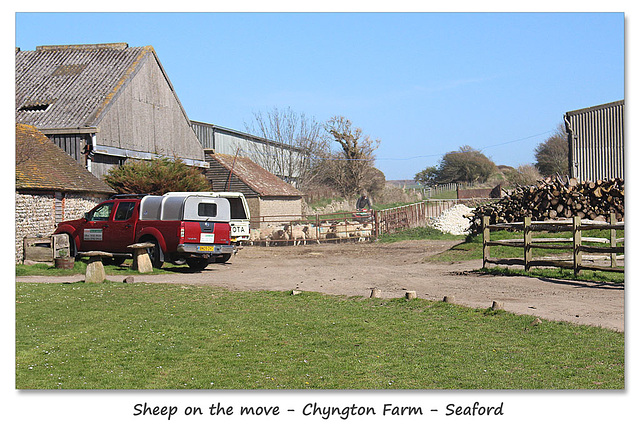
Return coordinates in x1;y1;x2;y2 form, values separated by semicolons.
177;244;235;255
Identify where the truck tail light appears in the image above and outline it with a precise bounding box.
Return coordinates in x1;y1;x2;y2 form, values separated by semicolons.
179;222;185;242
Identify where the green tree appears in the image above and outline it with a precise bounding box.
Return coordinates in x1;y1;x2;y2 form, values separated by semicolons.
414;166;439;186
436;146;496;183
104;157;211;195
535;125;569;176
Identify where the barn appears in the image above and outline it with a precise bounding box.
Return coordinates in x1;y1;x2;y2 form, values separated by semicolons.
15;124;115;263
191;121;305;185
564;100;624;182
15;43;207;178
204;150;304;228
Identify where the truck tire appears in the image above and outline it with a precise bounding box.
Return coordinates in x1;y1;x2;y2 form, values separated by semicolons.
186;258;209;270
144;239;163;269
65;234;77;258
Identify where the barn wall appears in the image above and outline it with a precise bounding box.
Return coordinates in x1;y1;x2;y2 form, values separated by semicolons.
258;197;303;223
566;100;624;181
191;121;304;182
96;54;204;166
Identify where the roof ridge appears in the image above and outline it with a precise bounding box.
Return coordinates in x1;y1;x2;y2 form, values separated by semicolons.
35;43;129;52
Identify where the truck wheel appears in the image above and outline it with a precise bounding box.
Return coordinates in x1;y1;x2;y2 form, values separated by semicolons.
186;258;209;270
65;234;77;258
213;253;232;263
106;256;126;266
145;239;164;269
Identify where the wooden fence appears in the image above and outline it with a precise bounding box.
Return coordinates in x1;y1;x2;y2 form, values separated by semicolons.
375;200;464;235
482;213;624;275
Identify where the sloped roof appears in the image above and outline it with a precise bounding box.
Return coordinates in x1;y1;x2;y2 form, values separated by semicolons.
210;152;304;197
15;43;157;129
16;124;115;194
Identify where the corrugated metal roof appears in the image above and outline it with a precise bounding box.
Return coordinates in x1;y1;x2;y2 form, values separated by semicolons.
209;152;304;197
15;123;115;194
15;43;152;129
565;100;624;181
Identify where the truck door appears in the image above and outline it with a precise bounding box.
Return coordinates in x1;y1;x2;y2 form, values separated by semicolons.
80;201;115;252
109;201;138;253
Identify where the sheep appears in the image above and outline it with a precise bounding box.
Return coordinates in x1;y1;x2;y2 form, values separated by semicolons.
249;228;262;245
357;228;372;242
254;225;275;246
303;225;321;244
289;225;307;246
270;228;290;246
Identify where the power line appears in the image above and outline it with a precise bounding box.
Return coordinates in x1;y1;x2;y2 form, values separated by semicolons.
227;129;555;163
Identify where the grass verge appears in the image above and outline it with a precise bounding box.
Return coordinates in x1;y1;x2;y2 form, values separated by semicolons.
480;267;624;284
16;281;624;389
419;229;624;284
377;226;463;243
16;259;180;277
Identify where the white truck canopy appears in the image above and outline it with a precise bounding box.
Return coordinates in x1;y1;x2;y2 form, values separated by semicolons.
139;194;231;222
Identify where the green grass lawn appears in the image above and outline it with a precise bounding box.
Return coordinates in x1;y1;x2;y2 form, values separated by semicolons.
15;259;180;277
16;281;624;389
420;228;624;284
377;226;463;243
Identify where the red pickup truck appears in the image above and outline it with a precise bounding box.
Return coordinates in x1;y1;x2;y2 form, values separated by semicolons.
54;194;235;270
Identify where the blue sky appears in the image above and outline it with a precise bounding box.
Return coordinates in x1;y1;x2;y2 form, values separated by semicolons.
14;12;624;180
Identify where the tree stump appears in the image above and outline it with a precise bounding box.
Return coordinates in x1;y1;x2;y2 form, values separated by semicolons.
78;251;113;283
127;243;155;273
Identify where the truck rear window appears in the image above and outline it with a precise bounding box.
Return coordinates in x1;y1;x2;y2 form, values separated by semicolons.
198;203;217;217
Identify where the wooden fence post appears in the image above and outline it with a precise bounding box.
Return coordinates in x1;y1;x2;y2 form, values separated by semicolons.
573;216;582;276
482;216;490;269
524;216;532;271
610;212;617;268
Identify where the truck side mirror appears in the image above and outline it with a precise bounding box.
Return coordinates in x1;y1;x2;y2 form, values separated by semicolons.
84;212;90;221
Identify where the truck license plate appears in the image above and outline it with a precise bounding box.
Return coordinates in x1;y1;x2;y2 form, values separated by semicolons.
198;245;215;252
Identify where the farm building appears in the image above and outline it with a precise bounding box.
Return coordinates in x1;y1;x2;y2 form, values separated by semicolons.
15;43;207;178
204;150;304;227
191;121;305;185
564;100;624;181
15;124;115;263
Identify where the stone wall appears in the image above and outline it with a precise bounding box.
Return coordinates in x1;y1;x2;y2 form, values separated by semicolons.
15;191;107;263
257;197;303;225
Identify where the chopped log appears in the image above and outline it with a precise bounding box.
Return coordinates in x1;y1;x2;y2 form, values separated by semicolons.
467;177;624;235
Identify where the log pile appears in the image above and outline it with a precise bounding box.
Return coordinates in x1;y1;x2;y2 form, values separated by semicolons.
467;177;624;234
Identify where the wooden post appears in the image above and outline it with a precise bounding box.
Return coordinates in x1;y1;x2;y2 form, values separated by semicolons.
573;216;582;276
370;288;382;298
524;216;532;272
482;216;490;269
610;212;617;268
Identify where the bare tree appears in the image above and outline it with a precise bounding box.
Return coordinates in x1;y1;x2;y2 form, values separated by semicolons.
245;107;329;188
322;116;380;197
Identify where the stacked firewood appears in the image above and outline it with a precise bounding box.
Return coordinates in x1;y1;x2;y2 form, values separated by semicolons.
467;176;624;234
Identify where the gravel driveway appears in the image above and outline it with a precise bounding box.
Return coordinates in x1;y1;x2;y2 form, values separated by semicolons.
17;240;625;331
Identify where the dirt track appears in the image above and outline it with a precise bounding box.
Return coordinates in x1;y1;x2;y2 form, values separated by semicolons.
17;240;625;331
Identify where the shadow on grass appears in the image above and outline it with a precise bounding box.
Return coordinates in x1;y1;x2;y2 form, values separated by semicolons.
475;267;624;289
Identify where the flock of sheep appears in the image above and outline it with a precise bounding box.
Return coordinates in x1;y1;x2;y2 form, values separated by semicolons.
249;220;374;246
